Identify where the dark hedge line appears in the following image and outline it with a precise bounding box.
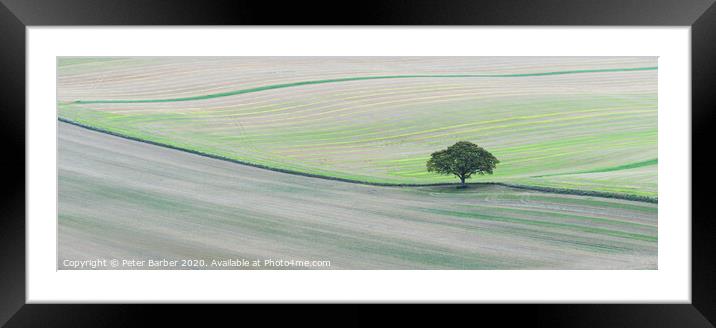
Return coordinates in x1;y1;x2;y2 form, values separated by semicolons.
492;183;657;204
58;118;657;204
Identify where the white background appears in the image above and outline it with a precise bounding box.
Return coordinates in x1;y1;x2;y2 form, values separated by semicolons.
27;27;690;303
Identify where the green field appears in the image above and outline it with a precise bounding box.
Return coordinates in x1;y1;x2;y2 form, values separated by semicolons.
57;57;657;197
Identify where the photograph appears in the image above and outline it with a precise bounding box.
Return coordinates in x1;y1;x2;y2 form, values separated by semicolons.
3;0;714;324
57;56;658;270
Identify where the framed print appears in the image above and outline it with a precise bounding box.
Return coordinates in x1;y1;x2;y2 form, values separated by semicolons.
1;0;715;326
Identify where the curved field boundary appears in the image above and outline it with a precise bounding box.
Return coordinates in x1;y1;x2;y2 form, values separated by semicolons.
533;159;658;178
72;66;657;104
58;117;657;204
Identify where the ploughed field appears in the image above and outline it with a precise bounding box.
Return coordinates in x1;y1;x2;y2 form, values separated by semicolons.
58;122;657;269
57;57;657;197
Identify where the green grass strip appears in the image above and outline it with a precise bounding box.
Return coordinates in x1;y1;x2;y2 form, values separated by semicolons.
73;66;658;104
534;159;657;178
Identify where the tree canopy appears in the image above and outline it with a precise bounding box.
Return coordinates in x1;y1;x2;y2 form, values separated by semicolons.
426;141;499;186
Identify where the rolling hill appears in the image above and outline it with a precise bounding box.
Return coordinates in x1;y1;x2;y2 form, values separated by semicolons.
57;57;657;197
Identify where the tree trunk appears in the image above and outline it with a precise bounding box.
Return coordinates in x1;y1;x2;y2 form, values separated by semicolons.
460;176;466;186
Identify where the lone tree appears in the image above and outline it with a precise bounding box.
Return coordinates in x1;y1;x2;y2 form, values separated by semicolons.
427;141;499;187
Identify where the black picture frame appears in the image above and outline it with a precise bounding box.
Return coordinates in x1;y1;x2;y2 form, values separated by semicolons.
1;0;714;326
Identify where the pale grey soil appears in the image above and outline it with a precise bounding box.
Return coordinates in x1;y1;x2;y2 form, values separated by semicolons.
58;122;657;269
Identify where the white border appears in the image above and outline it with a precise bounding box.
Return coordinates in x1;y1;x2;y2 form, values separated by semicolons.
27;27;690;303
